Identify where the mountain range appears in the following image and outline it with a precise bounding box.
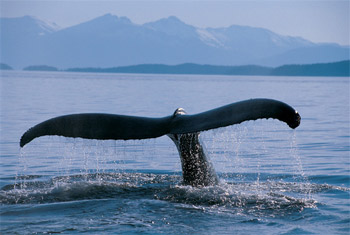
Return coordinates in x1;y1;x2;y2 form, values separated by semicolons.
1;14;349;69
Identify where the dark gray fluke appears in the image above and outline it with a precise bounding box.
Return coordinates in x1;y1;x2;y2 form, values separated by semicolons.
20;99;301;186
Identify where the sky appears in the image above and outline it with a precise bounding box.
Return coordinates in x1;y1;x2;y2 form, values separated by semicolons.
1;0;349;46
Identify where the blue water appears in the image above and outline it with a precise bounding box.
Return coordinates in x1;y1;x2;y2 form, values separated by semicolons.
0;71;349;234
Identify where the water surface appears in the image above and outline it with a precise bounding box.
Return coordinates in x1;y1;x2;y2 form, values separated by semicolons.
0;71;349;234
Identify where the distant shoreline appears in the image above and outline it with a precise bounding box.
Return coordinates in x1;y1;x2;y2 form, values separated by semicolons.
1;60;349;77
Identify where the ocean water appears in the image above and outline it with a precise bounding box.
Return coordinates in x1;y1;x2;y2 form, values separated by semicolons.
0;71;349;234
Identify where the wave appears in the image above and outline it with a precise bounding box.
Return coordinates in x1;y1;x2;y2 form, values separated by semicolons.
1;173;347;212
0;173;178;204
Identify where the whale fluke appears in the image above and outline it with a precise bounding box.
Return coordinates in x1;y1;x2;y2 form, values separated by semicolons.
20;114;172;147
20;99;300;148
19;98;300;187
169;99;300;134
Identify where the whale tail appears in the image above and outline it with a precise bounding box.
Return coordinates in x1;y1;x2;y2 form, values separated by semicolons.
20;99;300;147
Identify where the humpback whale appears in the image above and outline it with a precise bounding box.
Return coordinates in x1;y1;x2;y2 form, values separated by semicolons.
20;99;300;186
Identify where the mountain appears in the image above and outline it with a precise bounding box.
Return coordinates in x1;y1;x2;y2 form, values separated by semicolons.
258;44;350;66
143;16;198;39
23;65;58;71
65;60;349;77
1;15;60;37
271;60;350;77
1;16;60;69
0;63;13;70
1;14;349;69
67;63;273;75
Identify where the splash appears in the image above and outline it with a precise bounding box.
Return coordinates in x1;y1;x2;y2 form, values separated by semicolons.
289;132;313;199
202;121;314;201
2;172;341;219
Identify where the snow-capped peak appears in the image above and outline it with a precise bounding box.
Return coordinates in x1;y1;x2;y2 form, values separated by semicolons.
196;28;226;48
